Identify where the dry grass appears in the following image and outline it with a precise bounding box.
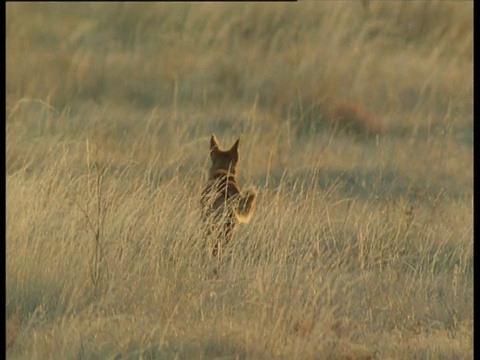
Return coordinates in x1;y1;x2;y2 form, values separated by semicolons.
6;2;472;359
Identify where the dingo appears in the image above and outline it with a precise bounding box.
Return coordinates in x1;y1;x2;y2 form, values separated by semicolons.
201;134;257;257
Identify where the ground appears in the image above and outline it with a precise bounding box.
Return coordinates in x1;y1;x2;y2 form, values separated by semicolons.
6;3;473;359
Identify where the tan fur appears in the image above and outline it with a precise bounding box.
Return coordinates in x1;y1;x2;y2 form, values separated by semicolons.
200;134;257;257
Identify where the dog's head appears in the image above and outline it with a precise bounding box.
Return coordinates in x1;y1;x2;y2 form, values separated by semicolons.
209;134;239;176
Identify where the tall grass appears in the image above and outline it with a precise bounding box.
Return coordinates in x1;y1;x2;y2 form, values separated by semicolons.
7;2;472;359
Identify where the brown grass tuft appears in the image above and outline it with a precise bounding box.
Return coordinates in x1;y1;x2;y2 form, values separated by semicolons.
331;103;383;136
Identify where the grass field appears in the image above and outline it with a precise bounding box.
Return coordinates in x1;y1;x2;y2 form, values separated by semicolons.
6;2;473;359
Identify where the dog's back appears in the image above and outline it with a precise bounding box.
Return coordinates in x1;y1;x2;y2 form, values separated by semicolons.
201;134;256;256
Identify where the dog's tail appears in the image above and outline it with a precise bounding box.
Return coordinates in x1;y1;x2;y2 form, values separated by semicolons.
236;187;257;224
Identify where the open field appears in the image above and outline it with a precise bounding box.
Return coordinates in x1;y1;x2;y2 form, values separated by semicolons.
6;2;473;359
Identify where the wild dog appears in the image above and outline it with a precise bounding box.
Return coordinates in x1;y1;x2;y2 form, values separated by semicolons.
200;134;257;257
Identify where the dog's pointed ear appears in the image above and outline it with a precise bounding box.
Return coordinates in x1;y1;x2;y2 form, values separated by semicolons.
230;138;240;152
210;134;220;151
230;138;240;162
210;134;221;159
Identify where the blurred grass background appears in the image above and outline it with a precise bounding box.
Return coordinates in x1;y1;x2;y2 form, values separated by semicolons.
6;2;472;359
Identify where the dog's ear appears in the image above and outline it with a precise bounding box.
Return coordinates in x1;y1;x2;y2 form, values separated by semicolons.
210;134;220;151
210;134;221;159
229;138;239;163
